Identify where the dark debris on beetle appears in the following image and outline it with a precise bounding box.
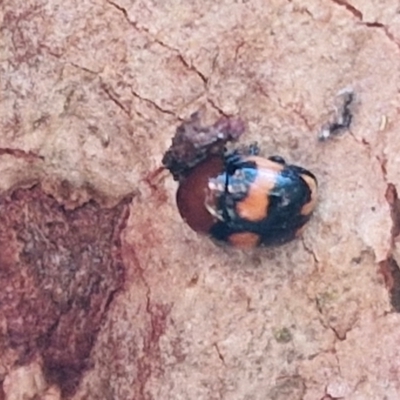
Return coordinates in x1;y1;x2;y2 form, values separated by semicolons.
162;112;245;181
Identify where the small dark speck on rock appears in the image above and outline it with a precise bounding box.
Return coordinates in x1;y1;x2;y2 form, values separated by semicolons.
274;327;293;343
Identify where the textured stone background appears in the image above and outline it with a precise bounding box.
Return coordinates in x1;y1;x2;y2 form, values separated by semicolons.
2;0;400;399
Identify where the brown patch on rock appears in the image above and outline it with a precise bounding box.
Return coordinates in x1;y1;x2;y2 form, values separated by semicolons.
0;186;130;397
379;184;400;312
385;183;400;238
379;257;400;312
268;376;305;400
137;302;172;400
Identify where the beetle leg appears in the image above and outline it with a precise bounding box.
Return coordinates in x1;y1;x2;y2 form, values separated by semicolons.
247;142;260;155
223;151;242;172
268;155;286;165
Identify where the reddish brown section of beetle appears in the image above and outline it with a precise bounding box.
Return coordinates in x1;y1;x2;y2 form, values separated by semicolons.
176;156;223;233
236;156;284;222
0;186;130;397
228;232;260;248
300;173;318;216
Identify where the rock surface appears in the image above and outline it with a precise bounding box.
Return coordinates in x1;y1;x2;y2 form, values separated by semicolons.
1;0;400;399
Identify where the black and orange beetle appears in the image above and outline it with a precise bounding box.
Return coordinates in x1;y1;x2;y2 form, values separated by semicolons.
163;113;317;248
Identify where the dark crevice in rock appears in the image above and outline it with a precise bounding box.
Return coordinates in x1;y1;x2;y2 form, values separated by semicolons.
330;0;362;20
0;147;44;162
380;184;400;312
385;183;400;238
379;257;400;312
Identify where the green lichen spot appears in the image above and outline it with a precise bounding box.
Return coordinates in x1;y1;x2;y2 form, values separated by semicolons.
274;327;292;343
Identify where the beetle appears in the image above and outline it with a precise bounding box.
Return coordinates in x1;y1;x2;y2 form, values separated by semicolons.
176;145;317;248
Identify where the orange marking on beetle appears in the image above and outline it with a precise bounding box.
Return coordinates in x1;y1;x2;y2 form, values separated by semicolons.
228;232;260;248
235;156;284;222
300;174;318;216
